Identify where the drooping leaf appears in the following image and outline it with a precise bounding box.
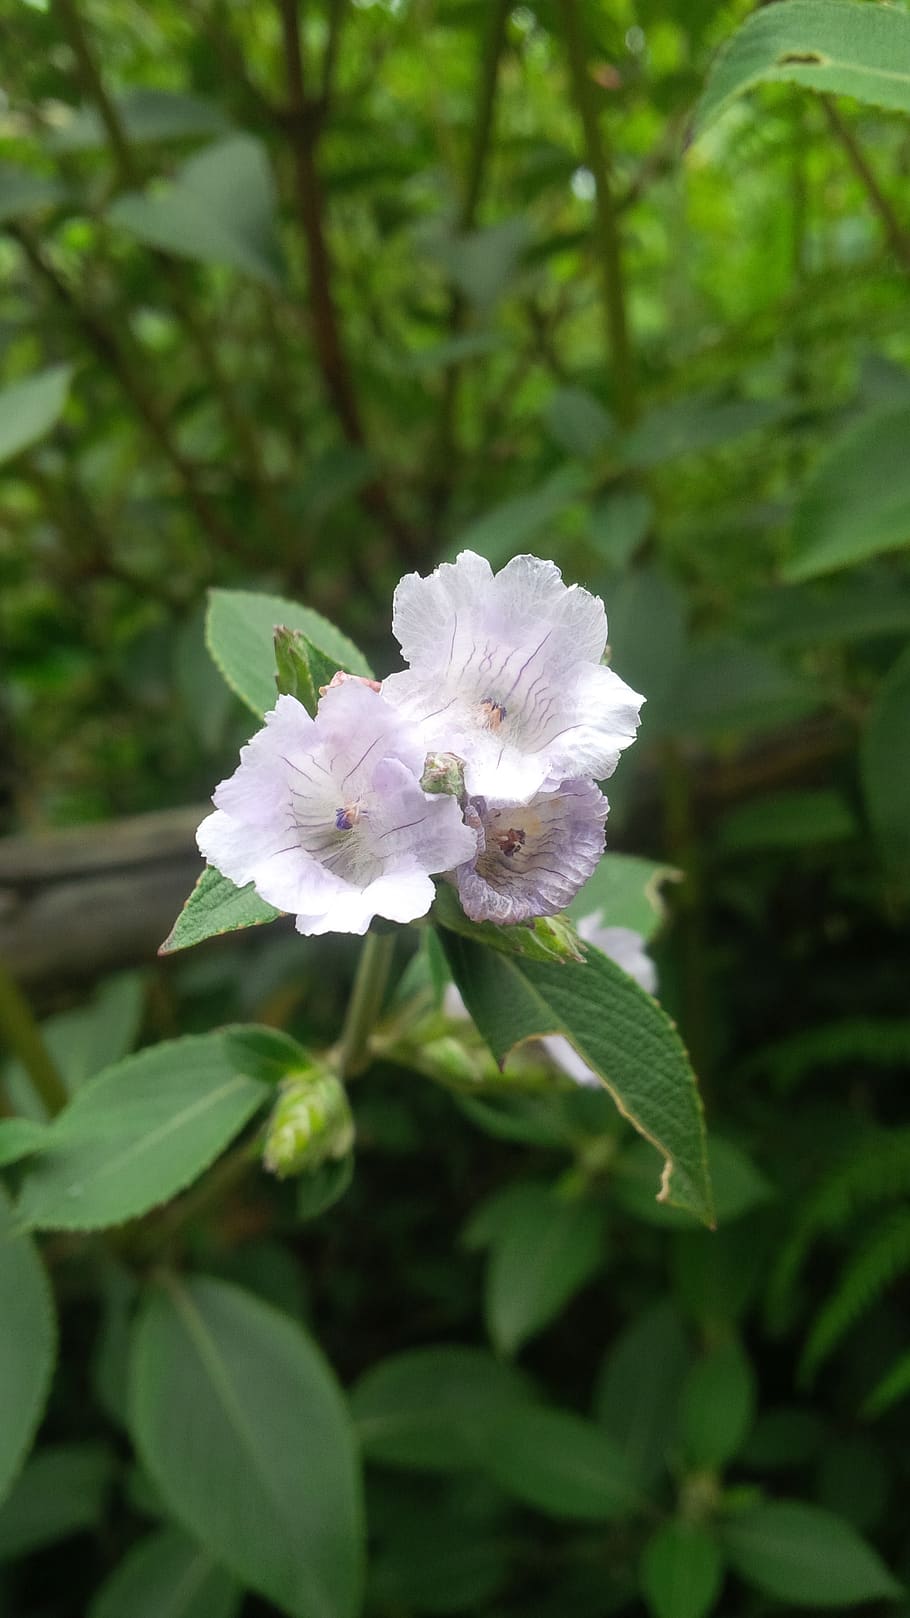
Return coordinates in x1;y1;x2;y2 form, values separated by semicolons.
569;852;678;942
50;88;228;150
484;1184;606;1355
109;135;284;286
697;0;910;131
0;366;72;466
160;867;281;956
481;1405;639;1522
0;1443;111;1561
594;1299;690;1488
15;1027;301;1231
441;931;713;1226
861;644;910;879
351;1346;535;1472
613;1136;773;1229
680;1338;756;1468
721;1501;902;1607
89;1526;242;1618
641;1522;724;1618
129;1274;364;1618
0;1186;56;1508
206;589;373;718
0;165;68;224
785;405;910;581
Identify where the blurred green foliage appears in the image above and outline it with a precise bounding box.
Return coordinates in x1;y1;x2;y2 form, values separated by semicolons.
2;0;910;1615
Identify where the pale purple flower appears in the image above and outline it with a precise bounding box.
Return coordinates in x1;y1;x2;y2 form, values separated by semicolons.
542;914;658;1087
382;551;644;804
454;780;607;925
196;684;477;937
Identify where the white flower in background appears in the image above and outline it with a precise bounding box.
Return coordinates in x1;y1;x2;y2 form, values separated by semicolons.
382;551;644;804
453;780;607;925
542;913;658;1087
197;684;477;936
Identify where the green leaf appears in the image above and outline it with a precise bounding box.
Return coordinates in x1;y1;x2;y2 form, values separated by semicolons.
129;1274;364;1618
0;366;72;466
680;1339;756;1468
441;932;713;1226
0;1118;50;1167
861;644;910;879
0;1186;56;1508
673;641;818;739
481;1406;639;1522
3;971;147;1118
569;852;678;942
109;135;284;286
206;588;373;718
0;1443;111;1561
370;1501;508;1616
14;1027;299;1231
593;1299;690;1488
89;1527;242;1618
296;1153;354;1221
864;1348;910;1419
721;1501;902;1607
50;88;228;150
613;1137;773;1229
587;489;653;569
351;1346;535;1472
484;1184;605;1355
0;164;68;224
543;387;614;458
641;1522;724;1618
697;0;910;132
452;466;586;567
160;867;280;956
623;392;783;468
785;406;910;582
717;789;858;852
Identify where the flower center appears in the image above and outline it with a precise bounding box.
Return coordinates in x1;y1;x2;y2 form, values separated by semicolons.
493;827;526;858
334;802;364;832
479;697;507;730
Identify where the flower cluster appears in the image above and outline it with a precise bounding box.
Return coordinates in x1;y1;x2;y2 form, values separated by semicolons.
197;552;644;936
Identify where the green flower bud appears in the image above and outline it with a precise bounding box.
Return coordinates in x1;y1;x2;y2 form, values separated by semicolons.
420;752;466;800
263;1069;355;1179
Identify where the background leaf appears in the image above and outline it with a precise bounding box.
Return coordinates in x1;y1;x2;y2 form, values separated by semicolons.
786;406;910;582
0;366;72;466
0;1185;56;1507
861;644;910;879
484;1184;606;1355
89;1526;242;1618
206;589;373;718
130;1275;364;1618
721;1500;902;1606
641;1522;724;1618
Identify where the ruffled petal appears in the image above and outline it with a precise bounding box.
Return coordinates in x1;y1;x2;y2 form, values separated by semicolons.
455;779;607;924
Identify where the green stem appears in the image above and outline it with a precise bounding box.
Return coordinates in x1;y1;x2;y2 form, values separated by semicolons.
334;931;395;1080
0;964;69;1118
561;0;637;426
822;98;910;274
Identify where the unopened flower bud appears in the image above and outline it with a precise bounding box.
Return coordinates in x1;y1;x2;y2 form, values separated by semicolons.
420;752;466;800
263;1070;354;1179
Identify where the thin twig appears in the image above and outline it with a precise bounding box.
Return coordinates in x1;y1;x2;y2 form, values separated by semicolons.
822;98;910;274
561;0;637;426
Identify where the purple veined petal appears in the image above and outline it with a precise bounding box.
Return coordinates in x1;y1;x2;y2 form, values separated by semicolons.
196;683;476;937
454;779;607;925
383;550;643;803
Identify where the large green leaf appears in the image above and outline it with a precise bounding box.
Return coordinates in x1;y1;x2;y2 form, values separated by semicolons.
641;1522;724;1618
50;88;228;150
441;932;713;1225
861;644;910;878
721;1501;902;1606
129;1275;364;1618
351;1346;535;1473
594;1299;690;1488
0;1187;56;1508
206;589;373;718
160;867;281;956
785;406;910;582
480;1406;639;1522
89;1527;242;1618
15;1027;301;1231
484;1184;605;1355
0;1443;111;1561
0;366;72;466
697;0;910;131
109;136;284;286
680;1339;756;1468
